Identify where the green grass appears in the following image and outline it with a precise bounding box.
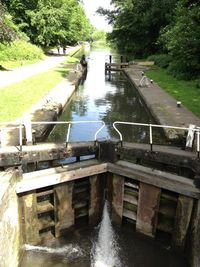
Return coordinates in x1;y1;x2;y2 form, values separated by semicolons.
0;58;45;70
64;55;80;64
0;66;69;122
147;66;200;118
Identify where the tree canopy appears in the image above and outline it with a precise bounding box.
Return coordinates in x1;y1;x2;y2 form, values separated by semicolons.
99;0;200;79
99;0;176;57
2;0;92;48
161;0;200;79
1;0;199;80
0;2;16;43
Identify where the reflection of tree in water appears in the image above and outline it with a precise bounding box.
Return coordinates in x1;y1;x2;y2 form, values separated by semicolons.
96;73;163;143
71;91;89;117
48;70;165;144
47;88;89;142
48;106;72;143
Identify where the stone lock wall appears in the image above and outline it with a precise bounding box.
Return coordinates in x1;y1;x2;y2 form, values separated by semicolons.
0;169;23;267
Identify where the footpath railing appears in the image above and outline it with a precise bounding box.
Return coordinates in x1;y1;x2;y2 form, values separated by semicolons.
113;121;200;158
0;121;105;151
0;120;199;158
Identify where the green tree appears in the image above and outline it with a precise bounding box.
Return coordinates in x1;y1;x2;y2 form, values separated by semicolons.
92;29;106;41
4;0;92;48
99;0;176;57
0;2;16;43
3;0;38;38
162;0;200;79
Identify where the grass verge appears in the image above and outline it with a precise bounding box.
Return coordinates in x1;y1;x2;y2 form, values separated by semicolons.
146;66;200;118
0;66;70;122
0;58;45;70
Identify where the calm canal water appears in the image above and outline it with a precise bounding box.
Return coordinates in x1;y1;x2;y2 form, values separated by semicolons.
20;48;188;267
48;48;165;144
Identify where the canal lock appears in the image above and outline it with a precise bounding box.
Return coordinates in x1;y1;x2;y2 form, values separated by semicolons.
17;143;197;266
1;50;200;266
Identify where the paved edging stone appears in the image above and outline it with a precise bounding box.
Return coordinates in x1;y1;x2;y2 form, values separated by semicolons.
124;65;200;140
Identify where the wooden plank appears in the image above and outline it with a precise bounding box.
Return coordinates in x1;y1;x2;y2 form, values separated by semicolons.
124;194;138;206
37;202;54;213
0;141;97;167
190;199;200;267
22;159;101;179
105;68;123;71
106;63;129;67
36;189;54;197
172;195;194;250
89;175;104;225
107;161;200;199
125;181;139;189
123;209;137;221
20;191;41;245
136;183;161;238
17;159;200;197
54;182;74;237
38;217;55;231
16;162;107;193
112;174;124;225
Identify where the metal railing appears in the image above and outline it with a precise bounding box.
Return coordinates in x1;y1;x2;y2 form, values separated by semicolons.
31;120;105;144
0;122;25;150
113;121;200;158
1;120;200;158
0;120;105;151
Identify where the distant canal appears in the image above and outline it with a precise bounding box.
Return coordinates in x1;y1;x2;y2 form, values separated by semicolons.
48;48;165;145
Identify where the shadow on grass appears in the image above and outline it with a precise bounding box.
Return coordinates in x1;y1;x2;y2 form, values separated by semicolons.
55;67;71;78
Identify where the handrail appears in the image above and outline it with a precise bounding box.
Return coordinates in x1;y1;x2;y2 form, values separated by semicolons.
0;122;24;151
0;120;105;151
113;121;200;158
1;120;199;158
31;120;105;143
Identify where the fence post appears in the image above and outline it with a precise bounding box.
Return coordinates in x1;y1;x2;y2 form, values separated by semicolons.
66;123;71;147
19;124;23;151
197;130;200;158
23;115;33;145
149;124;153;151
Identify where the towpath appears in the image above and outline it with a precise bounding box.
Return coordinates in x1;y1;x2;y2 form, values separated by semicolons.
124;65;200;139
0;46;79;88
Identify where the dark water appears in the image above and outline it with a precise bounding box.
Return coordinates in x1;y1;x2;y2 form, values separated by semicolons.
20;226;188;267
48;48;165;144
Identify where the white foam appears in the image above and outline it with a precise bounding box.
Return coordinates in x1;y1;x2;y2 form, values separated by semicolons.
24;243;83;257
91;201;121;267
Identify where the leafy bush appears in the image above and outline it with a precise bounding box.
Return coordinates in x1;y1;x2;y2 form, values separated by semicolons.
0;40;44;61
195;79;200;89
148;54;172;69
167;60;200;81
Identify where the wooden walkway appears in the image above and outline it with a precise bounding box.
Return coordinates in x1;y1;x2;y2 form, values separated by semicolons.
105;62;130;72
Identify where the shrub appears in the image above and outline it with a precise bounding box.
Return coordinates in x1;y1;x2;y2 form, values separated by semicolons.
195;79;200;89
0;40;44;61
148;54;172;69
167;59;200;81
